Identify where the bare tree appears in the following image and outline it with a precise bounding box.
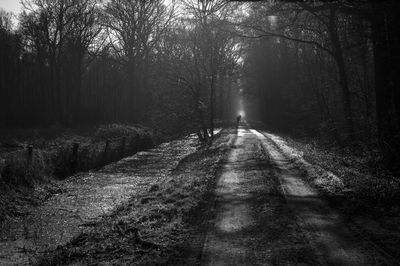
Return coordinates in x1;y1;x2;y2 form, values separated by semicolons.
177;0;239;141
20;0;77;123
103;0;174;122
236;1;357;140
64;0;103;124
0;9;13;31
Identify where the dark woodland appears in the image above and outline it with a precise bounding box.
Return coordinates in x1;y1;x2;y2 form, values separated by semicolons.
1;1;400;265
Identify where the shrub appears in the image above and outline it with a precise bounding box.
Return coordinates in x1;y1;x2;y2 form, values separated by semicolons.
0;149;48;188
95;124;142;141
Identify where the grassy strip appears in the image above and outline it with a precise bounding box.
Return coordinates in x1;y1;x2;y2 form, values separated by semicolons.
37;129;234;265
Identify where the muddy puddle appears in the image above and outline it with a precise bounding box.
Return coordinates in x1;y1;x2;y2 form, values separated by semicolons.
0;132;213;265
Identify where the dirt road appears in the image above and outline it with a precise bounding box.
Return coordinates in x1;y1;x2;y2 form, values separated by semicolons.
0;125;392;265
201;123;387;265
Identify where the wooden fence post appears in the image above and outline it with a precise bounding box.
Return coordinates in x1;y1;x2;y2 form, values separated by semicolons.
130;135;137;152
71;142;79;173
26;145;33;167
103;139;110;164
136;135;141;151
120;137;126;157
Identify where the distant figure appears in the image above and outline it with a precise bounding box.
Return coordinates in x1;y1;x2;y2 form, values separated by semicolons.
236;115;241;128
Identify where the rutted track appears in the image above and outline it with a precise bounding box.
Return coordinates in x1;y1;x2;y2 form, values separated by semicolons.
201;123;390;265
201;126;318;265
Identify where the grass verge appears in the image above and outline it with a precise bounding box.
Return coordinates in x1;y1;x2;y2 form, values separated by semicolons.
259;129;400;261
36;128;234;265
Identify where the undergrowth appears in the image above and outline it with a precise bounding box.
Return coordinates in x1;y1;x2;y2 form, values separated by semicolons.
283;136;400;210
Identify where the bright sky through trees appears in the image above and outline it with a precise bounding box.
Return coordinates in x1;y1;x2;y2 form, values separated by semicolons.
0;0;21;13
0;0;175;14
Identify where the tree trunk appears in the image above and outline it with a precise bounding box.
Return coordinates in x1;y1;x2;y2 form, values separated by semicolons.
371;1;400;170
195;86;209;142
209;74;215;140
127;57;137;122
328;7;355;140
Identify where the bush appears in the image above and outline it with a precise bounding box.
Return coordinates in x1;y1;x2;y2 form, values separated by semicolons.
94;124;150;141
0;149;49;188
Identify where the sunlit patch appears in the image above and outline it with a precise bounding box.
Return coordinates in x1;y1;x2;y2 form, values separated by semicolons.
220;171;240;185
237;128;247;137
238;110;245;117
268;15;277;29
216;203;254;233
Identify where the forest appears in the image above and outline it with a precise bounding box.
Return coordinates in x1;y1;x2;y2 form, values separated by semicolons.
1;0;400;265
1;0;399;170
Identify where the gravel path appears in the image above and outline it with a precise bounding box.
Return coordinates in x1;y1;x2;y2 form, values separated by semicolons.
201;126;317;265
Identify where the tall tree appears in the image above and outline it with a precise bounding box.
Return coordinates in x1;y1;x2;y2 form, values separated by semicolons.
104;0;172;122
180;0;239;141
370;1;400;169
239;1;357;139
20;0;77;123
63;0;102;124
